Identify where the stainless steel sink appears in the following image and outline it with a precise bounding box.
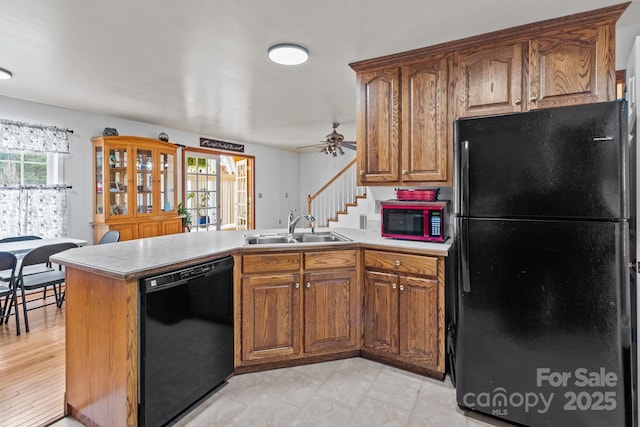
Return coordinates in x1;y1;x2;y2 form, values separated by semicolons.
244;231;351;245
295;232;349;243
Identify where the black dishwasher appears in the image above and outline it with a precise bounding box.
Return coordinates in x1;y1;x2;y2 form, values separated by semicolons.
139;256;234;427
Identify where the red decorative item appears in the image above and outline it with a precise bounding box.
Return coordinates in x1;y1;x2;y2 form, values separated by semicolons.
395;188;439;201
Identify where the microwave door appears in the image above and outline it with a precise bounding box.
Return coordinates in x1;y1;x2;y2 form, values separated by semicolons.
383;208;424;237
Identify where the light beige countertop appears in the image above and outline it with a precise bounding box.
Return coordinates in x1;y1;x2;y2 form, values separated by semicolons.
51;227;453;280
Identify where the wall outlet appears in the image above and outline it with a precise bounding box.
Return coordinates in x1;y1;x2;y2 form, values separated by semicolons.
375;200;383;213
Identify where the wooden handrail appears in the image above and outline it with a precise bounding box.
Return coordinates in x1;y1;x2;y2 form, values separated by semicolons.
307;159;356;214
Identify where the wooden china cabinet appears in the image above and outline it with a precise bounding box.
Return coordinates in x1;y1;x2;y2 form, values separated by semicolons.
92;136;181;244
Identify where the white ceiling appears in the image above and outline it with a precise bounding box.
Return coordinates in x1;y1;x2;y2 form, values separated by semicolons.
1;0;640;151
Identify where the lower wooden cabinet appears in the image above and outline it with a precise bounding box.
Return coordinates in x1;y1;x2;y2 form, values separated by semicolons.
239;249;359;367
93;217;182;243
238;247;444;379
363;250;445;377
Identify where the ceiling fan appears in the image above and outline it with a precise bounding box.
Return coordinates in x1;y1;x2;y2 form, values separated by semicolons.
297;123;356;156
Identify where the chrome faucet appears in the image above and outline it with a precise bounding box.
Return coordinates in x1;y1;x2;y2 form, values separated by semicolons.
287;209;316;235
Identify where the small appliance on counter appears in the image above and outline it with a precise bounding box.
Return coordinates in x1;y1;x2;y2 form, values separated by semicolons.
381;187;448;242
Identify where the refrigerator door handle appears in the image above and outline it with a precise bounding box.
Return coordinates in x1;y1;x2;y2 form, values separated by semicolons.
620;221;631;325
460;219;471;293
460;140;470;216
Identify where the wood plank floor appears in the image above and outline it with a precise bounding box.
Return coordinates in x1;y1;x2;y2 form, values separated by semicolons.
0;295;66;427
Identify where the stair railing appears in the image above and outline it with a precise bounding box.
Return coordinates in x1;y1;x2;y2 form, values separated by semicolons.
307;159;366;227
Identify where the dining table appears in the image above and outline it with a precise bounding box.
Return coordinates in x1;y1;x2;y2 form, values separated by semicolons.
0;237;88;257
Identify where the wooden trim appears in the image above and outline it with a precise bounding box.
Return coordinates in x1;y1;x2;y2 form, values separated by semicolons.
349;2;629;71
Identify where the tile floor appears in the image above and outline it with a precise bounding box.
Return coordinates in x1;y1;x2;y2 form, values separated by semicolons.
52;358;514;427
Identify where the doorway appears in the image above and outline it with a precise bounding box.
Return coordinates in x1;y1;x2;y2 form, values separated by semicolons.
183;148;254;231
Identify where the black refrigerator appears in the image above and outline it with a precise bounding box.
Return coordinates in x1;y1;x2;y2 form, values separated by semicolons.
453;100;637;426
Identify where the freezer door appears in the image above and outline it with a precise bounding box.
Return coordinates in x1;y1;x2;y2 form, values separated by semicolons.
456;218;633;426
456;101;627;220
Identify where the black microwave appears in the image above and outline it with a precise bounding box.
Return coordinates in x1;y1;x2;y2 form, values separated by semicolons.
381;200;448;242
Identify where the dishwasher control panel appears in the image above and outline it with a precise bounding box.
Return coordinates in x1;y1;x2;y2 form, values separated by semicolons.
143;256;234;291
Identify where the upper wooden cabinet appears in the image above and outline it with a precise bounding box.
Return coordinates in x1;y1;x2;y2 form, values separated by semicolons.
92;136;180;243
350;3;628;186
454;25;615;118
356;56;450;186
356;67;401;183
453;43;525;118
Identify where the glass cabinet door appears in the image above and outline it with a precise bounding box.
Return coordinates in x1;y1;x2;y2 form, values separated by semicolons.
160;150;175;212
108;146;129;217
95;145;103;215
136;148;154;215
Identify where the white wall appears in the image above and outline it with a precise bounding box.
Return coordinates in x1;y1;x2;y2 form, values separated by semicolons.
0;95;301;243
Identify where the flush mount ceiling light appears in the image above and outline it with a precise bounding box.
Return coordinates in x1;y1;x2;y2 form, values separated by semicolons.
268;43;309;65
0;67;13;80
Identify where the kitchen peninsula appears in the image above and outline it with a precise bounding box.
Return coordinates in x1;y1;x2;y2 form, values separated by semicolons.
52;228;452;427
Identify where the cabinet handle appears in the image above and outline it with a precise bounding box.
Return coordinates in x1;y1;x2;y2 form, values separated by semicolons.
392;283;397;289
395;260;401;267
399;285;405;291
306;282;311;289
402;170;408;175
514;98;521;105
359;170;365;176
295;282;299;289
530;96;537;103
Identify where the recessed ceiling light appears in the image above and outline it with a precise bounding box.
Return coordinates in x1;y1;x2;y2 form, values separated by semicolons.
0;67;13;80
267;44;309;66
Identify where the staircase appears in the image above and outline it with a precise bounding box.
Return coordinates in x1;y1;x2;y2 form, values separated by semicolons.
307;159;367;228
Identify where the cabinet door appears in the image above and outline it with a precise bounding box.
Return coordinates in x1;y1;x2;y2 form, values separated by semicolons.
356;67;401;184
158;148;176;213
363;271;398;354
303;270;358;354
106;223;138;242
138;221;161;239
453;43;524;118
528;25;615;109
105;144;132;220
398;275;439;366
161;218;182;235
241;273;301;361
135;147;155;216
401;56;450;182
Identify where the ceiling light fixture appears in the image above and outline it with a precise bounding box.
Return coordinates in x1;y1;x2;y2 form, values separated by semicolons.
0;67;13;80
267;44;309;65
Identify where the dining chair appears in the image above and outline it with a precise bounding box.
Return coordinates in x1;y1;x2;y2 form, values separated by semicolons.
0;251;20;333
0;235;42;243
15;242;78;334
98;230;120;244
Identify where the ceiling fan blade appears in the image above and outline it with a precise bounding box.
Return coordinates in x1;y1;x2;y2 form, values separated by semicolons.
341;144;357;150
296;143;327;149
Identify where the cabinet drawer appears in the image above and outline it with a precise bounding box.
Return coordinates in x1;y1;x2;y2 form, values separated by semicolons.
364;250;438;277
304;250;356;270
242;253;301;274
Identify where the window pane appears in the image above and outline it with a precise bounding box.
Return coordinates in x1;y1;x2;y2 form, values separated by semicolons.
0;161;20;185
24;163;47;184
24;152;47;163
0;151;20;161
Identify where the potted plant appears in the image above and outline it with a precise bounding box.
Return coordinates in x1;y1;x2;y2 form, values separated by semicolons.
197;189;210;225
177;201;191;232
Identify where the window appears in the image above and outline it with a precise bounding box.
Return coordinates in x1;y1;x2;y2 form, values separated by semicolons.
0;120;70;238
0;151;63;186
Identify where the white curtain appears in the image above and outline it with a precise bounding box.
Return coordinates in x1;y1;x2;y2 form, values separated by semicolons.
0;186;69;238
0;120;71;238
0;119;70;153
